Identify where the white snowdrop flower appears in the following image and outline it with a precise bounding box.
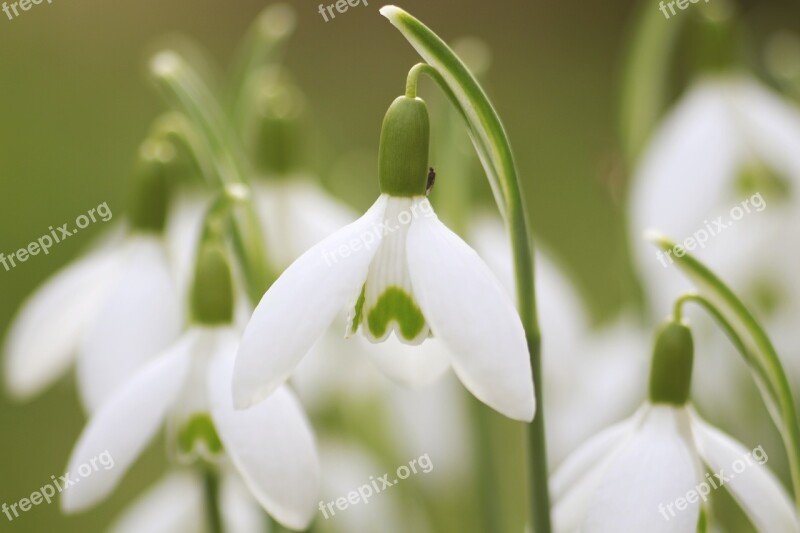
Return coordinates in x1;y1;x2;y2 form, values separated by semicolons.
234;95;534;422
62;223;320;530
629;74;800;430
62;324;319;530
551;321;799;533
3;141;184;411
630;74;800;314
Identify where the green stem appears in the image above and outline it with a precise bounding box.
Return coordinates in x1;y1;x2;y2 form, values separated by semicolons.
202;466;225;533
404;62;549;533
398;41;551;533
150;51;275;303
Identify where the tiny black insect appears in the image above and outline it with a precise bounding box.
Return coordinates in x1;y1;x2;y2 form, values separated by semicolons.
426;167;436;196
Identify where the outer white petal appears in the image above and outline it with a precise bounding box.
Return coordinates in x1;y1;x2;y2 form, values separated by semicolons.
78;235;183;412
3;248;120;400
689;409;800;532
108;471;205;533
406;205;534;421
209;335;319;530
234;195;388;408
582;405;702;533
254;179;358;270
219;468;269;533
366;334;450;388
61;332;196;513
550;411;640;501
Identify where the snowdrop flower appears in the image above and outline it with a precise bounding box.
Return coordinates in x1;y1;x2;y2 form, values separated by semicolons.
62;227;320;530
629;74;800;434
3;140;183;412
551;320;799;532
234;94;534;421
630;74;800;314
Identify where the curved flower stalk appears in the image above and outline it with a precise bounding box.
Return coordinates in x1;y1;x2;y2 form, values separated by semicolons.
234;93;534;422
551;320;800;532
3;137;183;412
648;232;800;508
62;205;320;531
108;469;267;533
376;6;549;530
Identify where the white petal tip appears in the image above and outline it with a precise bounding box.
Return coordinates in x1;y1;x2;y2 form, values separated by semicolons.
643;228;666;243
379;5;402;18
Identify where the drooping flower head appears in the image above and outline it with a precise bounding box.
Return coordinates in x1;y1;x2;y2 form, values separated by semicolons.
551;319;799;532
234;92;535;422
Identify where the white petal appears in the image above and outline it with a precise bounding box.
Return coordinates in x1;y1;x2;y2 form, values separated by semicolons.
406;206;534;421
108;471;205;533
62;332;196;513
209;335;319;530
3;248;119;400
254;179;358;270
219;469;269;533
234;195;388;408
734;77;800;183
366;334;450;387
582;405;702;533
550;412;639;501
78;235;183;412
689;409;800;532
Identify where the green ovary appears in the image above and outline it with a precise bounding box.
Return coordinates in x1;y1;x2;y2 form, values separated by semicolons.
178;413;223;455
366;286;426;341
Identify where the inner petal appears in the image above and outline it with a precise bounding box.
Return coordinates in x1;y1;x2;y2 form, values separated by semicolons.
349;196;430;345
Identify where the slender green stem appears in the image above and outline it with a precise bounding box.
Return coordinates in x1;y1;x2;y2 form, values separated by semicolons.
404;62;549;532
150;51;275;303
202;466;225;533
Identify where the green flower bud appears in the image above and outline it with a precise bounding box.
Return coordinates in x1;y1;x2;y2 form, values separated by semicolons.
191;241;235;326
378;96;430;197
129;139;175;233
246;67;307;177
649;319;694;405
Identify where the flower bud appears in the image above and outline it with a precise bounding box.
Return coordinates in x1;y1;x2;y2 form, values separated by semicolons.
649;319;694;405
378;95;430;197
191;241;235;325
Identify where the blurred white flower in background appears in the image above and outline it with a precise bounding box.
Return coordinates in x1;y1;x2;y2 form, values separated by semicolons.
62;326;319;530
629;73;800;436
2;227;182;413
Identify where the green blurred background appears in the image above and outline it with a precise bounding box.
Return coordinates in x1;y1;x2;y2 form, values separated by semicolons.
1;0;798;531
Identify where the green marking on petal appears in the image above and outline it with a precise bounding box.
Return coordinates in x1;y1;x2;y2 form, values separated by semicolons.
367;286;426;341
177;413;223;455
350;284;366;335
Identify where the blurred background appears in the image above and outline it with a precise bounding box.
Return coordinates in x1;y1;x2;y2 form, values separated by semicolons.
1;0;800;531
